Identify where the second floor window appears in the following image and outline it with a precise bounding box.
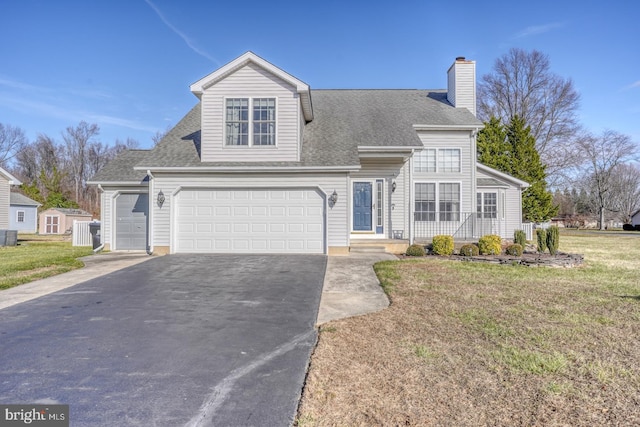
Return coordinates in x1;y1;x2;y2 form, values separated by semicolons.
414;148;460;173
226;98;276;146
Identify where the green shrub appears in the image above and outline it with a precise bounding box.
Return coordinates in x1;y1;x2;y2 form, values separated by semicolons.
546;225;560;255
505;243;523;256
406;244;426;257
536;229;548;253
514;229;527;248
432;235;454;256
459;243;479;257
478;234;502;255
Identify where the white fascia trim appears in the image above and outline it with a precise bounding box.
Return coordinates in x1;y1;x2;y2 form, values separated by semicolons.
0;167;21;185
133;165;361;173
413;124;483;132
358;146;417;153
477;163;530;188
190;51;313;121
86;181;148;186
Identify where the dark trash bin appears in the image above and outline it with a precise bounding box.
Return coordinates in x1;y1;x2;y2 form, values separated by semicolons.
89;222;101;250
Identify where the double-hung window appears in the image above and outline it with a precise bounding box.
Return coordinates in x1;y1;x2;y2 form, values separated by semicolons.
414;149;436;172
438;149;460;172
414;148;460;173
414;182;460;221
415;183;436;221
477;192;497;219
439;183;460;221
17;210;25;223
225;98;276;146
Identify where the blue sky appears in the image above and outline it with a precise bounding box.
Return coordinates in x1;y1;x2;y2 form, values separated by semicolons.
1;0;638;150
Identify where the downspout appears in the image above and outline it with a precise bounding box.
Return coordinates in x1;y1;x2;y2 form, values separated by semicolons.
146;170;154;255
408;149;414;244
93;184;105;253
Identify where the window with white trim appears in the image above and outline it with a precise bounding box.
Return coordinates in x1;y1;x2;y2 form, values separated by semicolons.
414;149;436;172
225;98;276;146
17;210;25;223
415;183;436;221
438;149;461;172
414;148;460;173
439;183;460;221
477;192;497;219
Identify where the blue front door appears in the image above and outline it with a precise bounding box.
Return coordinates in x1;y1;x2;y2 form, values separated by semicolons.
353;182;372;231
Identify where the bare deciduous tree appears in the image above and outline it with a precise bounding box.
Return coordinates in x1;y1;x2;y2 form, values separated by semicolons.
608;163;640;223
577;130;637;229
0;123;28;167
62;122;99;202
478;48;581;184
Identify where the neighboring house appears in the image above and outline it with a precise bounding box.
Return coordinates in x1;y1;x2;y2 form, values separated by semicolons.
38;208;92;235
0;167;22;230
89;52;529;255
10;192;41;232
632;210;640;227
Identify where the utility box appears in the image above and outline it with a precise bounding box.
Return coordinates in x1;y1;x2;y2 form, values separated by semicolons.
0;230;18;246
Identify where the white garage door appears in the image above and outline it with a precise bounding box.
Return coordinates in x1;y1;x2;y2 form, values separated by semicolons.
175;188;325;254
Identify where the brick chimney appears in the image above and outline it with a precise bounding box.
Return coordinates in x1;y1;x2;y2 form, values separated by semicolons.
447;56;476;116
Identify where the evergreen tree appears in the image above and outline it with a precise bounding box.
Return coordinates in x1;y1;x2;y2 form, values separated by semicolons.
477;115;557;222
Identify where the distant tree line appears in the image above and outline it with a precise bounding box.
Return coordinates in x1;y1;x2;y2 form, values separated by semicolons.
0;121;144;215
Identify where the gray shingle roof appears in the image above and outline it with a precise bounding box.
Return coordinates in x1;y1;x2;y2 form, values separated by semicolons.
10;192;41;206
89;149;151;183
477;178;507;187
93;89;482;182
48;208;91;216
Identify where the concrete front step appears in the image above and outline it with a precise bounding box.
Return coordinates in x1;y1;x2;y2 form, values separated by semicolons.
350;245;387;253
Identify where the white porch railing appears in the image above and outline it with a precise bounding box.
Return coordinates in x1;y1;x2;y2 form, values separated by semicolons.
72;221;92;246
413;213;535;241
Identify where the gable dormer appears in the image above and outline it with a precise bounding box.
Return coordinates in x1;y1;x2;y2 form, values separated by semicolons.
190;52;313;162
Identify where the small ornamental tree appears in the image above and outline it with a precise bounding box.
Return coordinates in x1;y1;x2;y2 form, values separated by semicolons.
514;230;527;248
536;229;548;253
546;225;560;255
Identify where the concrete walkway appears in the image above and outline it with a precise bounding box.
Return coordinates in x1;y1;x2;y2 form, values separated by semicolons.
1;251;398;325
316;252;397;325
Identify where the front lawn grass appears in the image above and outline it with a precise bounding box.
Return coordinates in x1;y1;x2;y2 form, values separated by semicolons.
0;238;94;290
298;232;640;426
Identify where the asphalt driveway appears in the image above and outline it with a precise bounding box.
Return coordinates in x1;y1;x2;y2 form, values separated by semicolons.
0;254;327;426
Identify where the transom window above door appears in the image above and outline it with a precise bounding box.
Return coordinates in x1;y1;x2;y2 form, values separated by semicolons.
225;98;276;146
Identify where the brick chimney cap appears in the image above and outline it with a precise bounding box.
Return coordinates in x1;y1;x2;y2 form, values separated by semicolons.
456;56;466;61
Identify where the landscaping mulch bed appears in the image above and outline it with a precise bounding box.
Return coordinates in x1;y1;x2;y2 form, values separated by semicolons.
400;251;584;268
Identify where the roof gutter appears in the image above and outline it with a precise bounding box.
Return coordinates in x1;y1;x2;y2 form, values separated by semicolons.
133;165;361;173
146;170;154;255
413;124;483;132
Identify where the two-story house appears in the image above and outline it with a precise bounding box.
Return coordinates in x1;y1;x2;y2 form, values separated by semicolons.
89;52;529;255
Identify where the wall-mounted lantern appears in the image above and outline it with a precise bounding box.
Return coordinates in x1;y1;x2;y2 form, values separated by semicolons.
328;190;338;205
392;181;397;193
157;190;165;207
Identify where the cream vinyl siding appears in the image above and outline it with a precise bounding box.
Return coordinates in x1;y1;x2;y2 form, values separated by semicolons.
476;168;524;238
200;63;300;162
447;60;476;115
352;159;406;238
0;178;8;229
150;173;348;250
415;130;475;214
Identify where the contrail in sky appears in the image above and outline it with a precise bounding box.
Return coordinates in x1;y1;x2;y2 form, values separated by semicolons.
144;0;218;64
